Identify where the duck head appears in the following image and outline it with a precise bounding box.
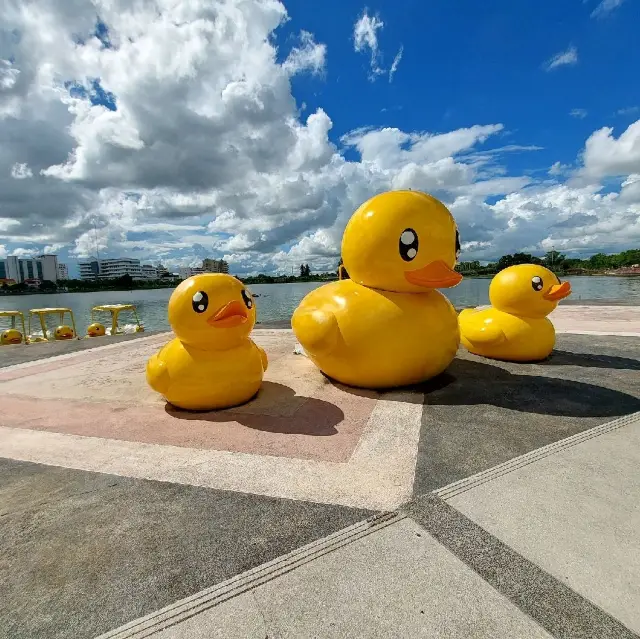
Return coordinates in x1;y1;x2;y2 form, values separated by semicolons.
1;329;23;345
54;325;75;340
87;322;106;337
490;264;572;318
168;273;256;349
341;190;462;293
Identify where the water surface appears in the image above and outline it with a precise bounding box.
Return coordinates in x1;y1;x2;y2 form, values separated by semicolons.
1;276;638;334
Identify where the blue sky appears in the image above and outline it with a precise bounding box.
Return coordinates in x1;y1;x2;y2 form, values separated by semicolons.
281;0;639;173
1;0;639;276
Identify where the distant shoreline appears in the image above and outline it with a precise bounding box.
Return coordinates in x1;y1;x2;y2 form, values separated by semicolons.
0;272;639;297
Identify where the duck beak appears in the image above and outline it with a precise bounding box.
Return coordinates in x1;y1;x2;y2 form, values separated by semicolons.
208;300;248;328
404;260;463;289
543;281;571;301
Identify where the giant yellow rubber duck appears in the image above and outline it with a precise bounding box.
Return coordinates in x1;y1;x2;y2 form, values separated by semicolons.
146;274;268;410
292;190;462;389
459;264;571;362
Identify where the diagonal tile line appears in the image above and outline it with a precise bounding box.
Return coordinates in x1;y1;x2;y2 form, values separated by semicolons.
403;495;639;639
96;511;404;639
434;411;640;501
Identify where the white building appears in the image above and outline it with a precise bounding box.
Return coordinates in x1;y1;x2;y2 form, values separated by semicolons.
78;257;143;280
2;254;59;283
202;258;229;274
57;263;69;280
178;266;205;280
141;264;158;280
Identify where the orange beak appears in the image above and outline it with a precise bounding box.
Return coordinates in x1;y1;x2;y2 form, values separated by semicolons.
207;300;248;328
404;260;463;289
543;281;572;301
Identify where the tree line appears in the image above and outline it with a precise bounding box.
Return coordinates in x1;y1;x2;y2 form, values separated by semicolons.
456;249;640;276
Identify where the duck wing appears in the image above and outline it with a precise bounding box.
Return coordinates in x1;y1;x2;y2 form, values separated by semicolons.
146;352;171;395
459;313;506;345
291;307;340;355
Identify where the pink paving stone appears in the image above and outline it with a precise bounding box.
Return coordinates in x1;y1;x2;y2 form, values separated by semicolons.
0;331;379;463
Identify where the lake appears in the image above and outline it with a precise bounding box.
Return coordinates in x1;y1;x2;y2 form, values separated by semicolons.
1;276;639;334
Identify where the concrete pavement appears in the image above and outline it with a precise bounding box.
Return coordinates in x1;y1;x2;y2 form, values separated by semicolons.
97;413;640;639
1;306;639;638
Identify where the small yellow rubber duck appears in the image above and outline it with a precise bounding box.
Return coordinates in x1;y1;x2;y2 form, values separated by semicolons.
54;325;75;340
292;190;462;388
86;322;106;338
1;328;23;345
146;274;268;410
459;264;572;362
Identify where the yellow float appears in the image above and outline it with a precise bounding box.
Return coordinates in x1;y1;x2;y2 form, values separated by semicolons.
146;273;268;410
90;304;144;336
27;308;77;343
459;264;572;362
292;190;462;388
0;310;26;345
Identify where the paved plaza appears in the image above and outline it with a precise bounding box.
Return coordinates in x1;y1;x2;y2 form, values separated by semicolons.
0;306;639;638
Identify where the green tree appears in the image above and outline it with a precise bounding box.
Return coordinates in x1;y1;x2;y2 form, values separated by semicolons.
39;279;57;291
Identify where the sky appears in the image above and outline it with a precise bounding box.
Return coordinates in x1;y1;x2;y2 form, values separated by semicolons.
1;0;639;277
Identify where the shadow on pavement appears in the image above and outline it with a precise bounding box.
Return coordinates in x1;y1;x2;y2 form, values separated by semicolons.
541;350;640;370
165;381;343;436
419;358;640;418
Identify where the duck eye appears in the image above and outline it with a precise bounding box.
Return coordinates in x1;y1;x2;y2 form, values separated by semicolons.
241;289;253;310
399;228;418;262
192;291;209;313
531;276;543;292
455;228;461;260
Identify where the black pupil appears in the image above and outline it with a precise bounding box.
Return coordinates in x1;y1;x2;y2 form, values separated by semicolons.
532;277;543;291
455;229;461;256
399;228;419;262
241;289;253;309
192;291;209;313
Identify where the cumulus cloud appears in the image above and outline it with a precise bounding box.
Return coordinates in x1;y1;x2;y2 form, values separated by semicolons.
545;46;578;71
0;0;639;275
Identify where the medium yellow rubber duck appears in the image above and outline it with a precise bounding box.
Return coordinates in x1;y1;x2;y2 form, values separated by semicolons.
292;190;462;389
146;274;268;410
459;264;571;362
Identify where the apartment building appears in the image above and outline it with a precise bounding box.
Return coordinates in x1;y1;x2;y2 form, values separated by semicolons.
78;257;143;280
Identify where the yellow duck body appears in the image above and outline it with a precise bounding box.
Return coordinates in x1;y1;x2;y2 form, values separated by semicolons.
293;280;459;388
292;190;463;389
459;264;572;362
146;274;267;411
147;337;266;411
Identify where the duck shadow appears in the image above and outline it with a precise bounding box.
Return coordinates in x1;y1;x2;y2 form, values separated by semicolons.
540;350;640;370
416;358;640;418
164;381;342;436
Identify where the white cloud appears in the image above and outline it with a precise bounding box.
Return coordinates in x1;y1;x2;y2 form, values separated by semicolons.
570;108;588;119
617;106;640;117
580;120;640;179
549;161;572;176
10;163;33;179
591;0;626;18
545;46;578;71
389;46;403;82
353;9;385;79
0;245;7;259
282;31;326;76
0;0;638;273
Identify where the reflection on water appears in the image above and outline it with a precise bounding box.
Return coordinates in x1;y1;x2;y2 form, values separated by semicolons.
1;276;639;333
